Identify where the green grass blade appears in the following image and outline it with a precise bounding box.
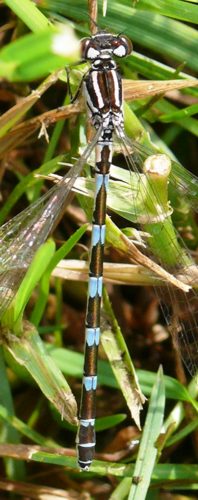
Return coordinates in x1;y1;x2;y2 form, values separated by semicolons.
48;224;88;275
129;50;198;82
156;99;198;137
138;370;194;403
0;25;79;81
95;414;127;432
0;348;25;480
101;289;146;429
128;366;165;500
9;240;55;327
31;225;88;326
0;240;55;335
4;326;77;425
0;404;50;446
160;103;198;123
4;0;51;32
110;478;132;500
136;0;198;24
163;375;198;446
1;448;197;483
166;417;198;447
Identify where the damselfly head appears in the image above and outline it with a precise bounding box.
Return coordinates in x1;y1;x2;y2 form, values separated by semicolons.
81;32;132;60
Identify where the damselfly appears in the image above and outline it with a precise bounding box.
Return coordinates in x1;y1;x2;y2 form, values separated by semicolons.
0;30;198;471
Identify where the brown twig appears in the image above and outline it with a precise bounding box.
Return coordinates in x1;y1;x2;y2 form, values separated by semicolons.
88;0;98;34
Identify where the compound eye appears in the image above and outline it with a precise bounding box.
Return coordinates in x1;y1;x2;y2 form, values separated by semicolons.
81;37;100;60
81;37;91;58
113;35;133;58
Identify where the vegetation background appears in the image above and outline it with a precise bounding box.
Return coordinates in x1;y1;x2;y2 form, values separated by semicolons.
0;1;198;499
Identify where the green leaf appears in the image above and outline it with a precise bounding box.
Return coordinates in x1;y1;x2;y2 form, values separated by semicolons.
160;103;198;123
4;326;77;425
156;99;198;137
0;240;55;331
4;0;51;32
0;348;25;480
14;239;56;325
166;417;198;447
0;404;48;446
48;224;88;275
0;25;79;81
110;478;132;500
51;408;127;432
31;225;88;326
138;369;194;403
129;51;198;83
136;0;198;24
101;289;146;430
95;414;127;432
3;449;197;482
128;367;165;500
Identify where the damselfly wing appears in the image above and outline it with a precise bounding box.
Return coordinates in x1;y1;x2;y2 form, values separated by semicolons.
0;131;101;318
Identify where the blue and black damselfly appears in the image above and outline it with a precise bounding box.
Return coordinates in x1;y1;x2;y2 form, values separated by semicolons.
0;30;198;470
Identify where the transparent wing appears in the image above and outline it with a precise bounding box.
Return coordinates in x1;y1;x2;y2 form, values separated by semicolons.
114;131;198;216
114;126;198;377
169;160;198;214
0;129;100;319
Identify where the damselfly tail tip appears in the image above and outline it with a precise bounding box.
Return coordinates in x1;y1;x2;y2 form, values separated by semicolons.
78;460;92;472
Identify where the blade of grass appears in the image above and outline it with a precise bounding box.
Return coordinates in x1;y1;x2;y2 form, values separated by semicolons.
155;99;198;137
129;51;198;84
128;366;165;500
101;288;146;430
166;417;198;447
1;239;56;330
110;478;132;500
31;224;88;326
0;25;79;81
4;326;78;426
163;374;198;442
136;0;198;24
0;446;197;482
160;103;198;123
0;404;51;446
0;348;25;480
4;0;51;32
